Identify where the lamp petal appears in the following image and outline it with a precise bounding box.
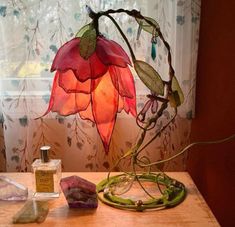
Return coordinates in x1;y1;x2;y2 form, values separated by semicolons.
109;65;136;98
117;95;137;117
124;96;137;117
117;95;124;113
43;72;90;116
58;70;102;94
79;103;94;122
51;38;108;82
91;71;118;153
96;37;131;68
59;70;91;94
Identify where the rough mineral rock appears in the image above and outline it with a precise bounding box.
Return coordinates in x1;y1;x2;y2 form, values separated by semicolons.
0;176;28;201
60;175;98;208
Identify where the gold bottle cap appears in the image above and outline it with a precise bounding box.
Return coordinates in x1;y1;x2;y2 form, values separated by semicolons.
40;146;51;163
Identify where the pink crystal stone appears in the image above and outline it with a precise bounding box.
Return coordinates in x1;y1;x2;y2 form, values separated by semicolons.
60;175;98;208
0;176;28;201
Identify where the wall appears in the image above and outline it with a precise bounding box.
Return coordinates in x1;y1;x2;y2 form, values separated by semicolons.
187;0;235;226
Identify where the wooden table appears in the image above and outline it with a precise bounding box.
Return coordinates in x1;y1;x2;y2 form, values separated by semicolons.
0;172;219;227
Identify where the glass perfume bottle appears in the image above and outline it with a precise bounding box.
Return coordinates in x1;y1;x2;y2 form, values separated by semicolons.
32;146;61;198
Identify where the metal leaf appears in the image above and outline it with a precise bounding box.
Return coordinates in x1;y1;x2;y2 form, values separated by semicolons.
134;60;164;95
169;91;181;108
79;27;97;59
136;16;159;36
75;23;92;37
169;76;184;107
172;76;184;104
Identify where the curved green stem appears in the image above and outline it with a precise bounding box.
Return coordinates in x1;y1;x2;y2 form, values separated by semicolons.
132;156;155;199
138;134;235;168
104;14;136;62
137;109;177;155
86;7;136;61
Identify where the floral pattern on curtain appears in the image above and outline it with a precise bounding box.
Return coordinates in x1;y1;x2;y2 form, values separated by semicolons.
0;0;200;172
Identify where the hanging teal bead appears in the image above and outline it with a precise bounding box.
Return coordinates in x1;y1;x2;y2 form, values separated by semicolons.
151;42;157;61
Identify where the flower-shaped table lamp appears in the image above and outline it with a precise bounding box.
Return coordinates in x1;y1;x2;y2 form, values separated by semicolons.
41;6;186;211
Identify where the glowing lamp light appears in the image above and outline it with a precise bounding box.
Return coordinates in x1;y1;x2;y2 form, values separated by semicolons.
43;35;137;153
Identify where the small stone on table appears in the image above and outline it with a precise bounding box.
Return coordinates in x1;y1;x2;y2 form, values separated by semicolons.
60;175;98;208
12;200;49;224
0;176;28;201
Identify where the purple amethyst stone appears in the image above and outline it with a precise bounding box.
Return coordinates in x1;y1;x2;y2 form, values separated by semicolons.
60;175;98;208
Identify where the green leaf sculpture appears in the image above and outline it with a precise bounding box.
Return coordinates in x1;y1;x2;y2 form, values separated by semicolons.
134;60;164;95
135;16;159;36
79;27;97;59
75;23;92;38
169;76;184;107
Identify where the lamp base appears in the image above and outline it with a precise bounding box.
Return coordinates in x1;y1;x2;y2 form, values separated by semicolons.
96;172;186;211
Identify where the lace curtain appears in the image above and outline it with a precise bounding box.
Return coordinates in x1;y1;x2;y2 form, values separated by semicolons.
0;0;200;172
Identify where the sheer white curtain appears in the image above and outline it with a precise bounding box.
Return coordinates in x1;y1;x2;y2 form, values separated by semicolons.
0;0;200;172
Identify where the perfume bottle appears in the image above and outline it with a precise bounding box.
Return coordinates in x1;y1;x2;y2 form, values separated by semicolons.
32;146;61;198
